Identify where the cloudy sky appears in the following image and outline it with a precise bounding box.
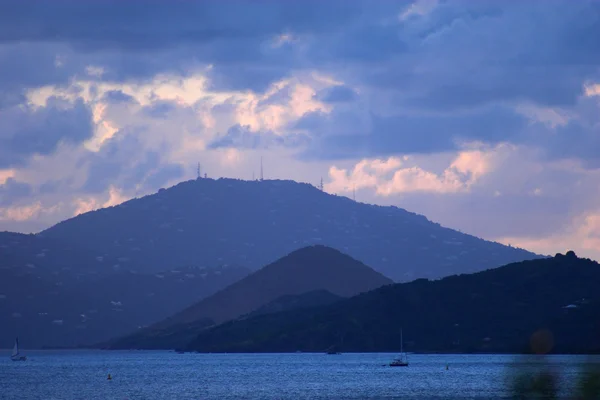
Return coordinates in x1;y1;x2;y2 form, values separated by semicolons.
0;0;599;260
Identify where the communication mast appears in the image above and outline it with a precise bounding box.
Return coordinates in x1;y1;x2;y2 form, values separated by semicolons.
318;177;324;191
197;162;201;180
260;156;264;181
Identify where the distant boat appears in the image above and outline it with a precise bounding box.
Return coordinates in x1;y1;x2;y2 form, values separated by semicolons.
389;329;408;367
10;337;27;361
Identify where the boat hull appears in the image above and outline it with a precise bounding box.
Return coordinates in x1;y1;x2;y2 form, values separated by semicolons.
11;356;27;361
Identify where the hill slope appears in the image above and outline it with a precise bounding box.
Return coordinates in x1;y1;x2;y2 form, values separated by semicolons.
185;251;600;354
107;245;393;349
0;232;250;348
40;178;539;282
0;231;121;283
244;290;342;319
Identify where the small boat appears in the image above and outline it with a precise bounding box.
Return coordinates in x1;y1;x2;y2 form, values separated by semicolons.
389;329;408;367
10;337;27;361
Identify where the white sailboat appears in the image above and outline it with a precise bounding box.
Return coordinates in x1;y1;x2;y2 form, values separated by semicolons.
10;337;27;361
389;329;408;367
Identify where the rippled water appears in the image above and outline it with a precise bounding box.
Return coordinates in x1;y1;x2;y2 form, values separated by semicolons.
0;351;597;399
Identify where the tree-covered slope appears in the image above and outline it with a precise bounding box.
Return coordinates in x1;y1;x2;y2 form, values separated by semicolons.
185;252;600;354
40;178;540;282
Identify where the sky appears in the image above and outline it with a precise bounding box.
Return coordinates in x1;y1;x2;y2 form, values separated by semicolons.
0;0;599;260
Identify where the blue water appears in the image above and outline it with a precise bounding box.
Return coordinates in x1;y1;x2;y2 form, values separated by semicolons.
0;351;597;399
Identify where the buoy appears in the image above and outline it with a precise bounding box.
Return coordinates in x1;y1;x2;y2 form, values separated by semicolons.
107;373;112;380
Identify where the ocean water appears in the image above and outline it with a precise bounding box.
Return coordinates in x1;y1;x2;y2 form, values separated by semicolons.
0;351;597;399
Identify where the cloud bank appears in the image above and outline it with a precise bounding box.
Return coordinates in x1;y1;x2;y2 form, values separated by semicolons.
0;0;599;260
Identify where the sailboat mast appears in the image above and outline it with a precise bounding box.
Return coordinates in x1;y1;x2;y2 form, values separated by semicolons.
401;329;403;354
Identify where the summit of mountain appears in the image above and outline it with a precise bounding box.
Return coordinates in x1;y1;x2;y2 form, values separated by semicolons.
40;178;540;282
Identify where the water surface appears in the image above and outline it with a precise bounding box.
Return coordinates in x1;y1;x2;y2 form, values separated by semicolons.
1;351;596;399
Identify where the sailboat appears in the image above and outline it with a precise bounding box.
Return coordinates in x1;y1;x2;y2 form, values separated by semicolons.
10;337;27;361
389;329;408;367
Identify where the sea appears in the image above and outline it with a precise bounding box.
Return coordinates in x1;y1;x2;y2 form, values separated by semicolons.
1;351;598;399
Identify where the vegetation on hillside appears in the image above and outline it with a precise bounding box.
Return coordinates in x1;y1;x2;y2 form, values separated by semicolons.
0;232;249;348
40;178;539;281
185;251;600;354
107;245;392;350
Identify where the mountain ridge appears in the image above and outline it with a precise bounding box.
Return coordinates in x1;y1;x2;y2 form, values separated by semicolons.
39;178;540;282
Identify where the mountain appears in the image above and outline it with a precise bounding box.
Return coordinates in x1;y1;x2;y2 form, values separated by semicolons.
0;231;121;283
184;251;600;354
244;289;342;319
39;178;539;282
0;230;251;348
106;245;393;349
0;258;249;348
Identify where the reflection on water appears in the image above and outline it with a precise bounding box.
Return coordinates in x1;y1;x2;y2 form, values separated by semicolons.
507;354;600;399
1;351;599;399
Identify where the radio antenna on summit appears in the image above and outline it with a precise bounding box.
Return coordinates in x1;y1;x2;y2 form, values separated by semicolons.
197;162;201;180
318;177;324;191
260;156;264;181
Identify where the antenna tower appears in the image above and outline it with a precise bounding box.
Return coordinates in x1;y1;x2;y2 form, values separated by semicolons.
260;156;264;181
197;162;201;180
319;177;324;191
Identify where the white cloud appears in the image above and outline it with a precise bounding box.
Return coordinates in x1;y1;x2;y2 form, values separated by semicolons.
73;186;130;216
399;0;438;21
497;210;600;261
0;169;15;184
326;144;505;196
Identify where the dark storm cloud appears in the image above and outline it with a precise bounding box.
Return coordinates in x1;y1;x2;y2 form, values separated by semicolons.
1;0;596;102
362;0;600;109
0;178;33;206
0;1;394;47
0;97;94;168
0;43;81;92
298;106;528;160
0;0;404;92
0;0;598;166
209;124;310;150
